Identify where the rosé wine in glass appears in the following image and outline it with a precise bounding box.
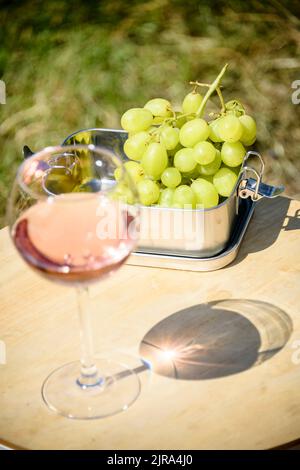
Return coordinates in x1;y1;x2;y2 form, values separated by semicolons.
13;193;136;285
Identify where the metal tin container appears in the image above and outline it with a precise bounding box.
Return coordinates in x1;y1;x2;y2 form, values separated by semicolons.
60;128;284;259
129;197;254;271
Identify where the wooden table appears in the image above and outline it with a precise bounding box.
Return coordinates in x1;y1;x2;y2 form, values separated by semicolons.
0;196;300;450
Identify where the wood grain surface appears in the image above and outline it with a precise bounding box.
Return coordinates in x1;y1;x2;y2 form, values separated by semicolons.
0;196;300;450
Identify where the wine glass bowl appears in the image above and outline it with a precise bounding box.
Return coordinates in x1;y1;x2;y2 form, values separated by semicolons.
9;144;138;285
7;144;141;419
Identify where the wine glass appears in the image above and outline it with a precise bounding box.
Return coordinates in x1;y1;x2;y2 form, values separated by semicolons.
7;144;140;419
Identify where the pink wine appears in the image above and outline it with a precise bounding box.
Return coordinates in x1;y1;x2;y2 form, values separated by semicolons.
12;193;136;284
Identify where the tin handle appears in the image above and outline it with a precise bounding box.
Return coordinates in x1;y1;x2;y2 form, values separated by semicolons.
238;151;284;201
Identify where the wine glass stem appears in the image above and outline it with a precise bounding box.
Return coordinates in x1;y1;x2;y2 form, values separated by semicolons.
76;286;102;387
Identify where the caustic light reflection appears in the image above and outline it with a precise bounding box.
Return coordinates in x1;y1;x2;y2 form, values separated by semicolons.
141;340;209;378
160;349;177;361
160;343;205;363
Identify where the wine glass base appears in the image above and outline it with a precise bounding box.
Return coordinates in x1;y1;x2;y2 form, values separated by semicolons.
42;358;141;419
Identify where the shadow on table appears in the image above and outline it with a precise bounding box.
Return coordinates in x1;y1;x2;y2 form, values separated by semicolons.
282;206;300;231
230;196;299;267
139;299;292;381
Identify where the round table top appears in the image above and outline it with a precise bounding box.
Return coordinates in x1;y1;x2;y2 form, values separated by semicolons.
0;196;300;449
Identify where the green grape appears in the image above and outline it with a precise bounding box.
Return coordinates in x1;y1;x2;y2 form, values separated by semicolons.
160;126;180;150
174;148;197;173
198;149;221;176
209;119;223;142
221;141;245;167
137;179;160;206
114;167;122;181
242;135;256;147
182;92;203;114
218;115;243;143
193;141;216;165
191;178;219;208
173;185;196;208
159;188;174;207
123;131;150;161
239;115;257;146
141;142;168;180
124;161;144;184
225;100;245;117
179;118;210;147
121;108;153;133
213;167;238;197
144;98;172;118
161;167;182;189
114;183;135;205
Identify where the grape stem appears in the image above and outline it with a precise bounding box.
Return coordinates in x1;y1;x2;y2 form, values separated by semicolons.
190;81;226;114
196;64;228;117
189;81;210;87
216;87;226;114
147;65;228;140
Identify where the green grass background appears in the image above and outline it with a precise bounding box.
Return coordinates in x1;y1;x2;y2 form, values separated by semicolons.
0;0;299;226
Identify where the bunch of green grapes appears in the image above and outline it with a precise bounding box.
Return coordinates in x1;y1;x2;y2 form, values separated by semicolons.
117;65;257;209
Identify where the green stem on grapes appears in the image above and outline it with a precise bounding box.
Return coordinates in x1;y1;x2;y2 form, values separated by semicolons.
190;81;225;114
189;81;210;88
150;115;179;130
148;125;166;143
196;63;228;117
175;112;194;120
216;87;226;114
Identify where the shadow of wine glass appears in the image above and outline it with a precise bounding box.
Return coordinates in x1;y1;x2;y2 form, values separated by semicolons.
139;299;292;380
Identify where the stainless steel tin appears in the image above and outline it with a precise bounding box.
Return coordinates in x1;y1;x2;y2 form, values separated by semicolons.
61;128;284;259
129;197;255;271
136;193;237;257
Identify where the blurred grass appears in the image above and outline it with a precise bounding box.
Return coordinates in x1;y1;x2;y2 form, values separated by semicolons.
0;0;300;226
